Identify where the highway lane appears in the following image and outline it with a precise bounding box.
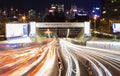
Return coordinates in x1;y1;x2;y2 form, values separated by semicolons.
60;43;80;76
26;39;59;76
59;39;120;76
59;39;89;76
0;38;120;76
0;43;49;76
0;38;60;76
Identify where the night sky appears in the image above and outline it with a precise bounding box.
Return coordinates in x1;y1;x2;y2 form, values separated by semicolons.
0;0;100;12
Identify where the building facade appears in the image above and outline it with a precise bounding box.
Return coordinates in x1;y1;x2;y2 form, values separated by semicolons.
50;4;64;13
101;0;120;19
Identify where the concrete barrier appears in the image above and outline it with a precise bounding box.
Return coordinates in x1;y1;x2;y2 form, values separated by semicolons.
86;41;120;51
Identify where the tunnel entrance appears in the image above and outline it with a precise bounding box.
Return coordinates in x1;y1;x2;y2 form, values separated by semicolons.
37;28;83;38
36;22;91;41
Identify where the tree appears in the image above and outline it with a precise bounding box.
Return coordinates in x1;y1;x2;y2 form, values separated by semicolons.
44;11;66;22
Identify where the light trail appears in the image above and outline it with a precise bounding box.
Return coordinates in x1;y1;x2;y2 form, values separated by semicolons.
9;45;49;76
59;39;120;76
83;53;112;76
0;38;59;76
24;38;58;76
60;39;80;76
0;38;120;76
34;46;57;76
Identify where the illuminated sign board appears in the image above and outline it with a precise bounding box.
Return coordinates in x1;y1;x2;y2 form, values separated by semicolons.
6;23;28;38
112;23;120;33
36;23;84;28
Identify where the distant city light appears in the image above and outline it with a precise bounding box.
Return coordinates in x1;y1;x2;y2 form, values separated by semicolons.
93;16;97;20
49;9;54;12
95;7;100;10
102;11;106;14
91;6;100;18
51;6;56;9
73;9;77;12
92;10;95;13
22;16;26;20
66;11;69;14
77;14;87;16
13;16;17;18
94;14;99;18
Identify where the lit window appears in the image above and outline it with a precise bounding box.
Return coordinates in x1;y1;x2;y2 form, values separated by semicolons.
102;11;106;14
114;9;118;12
111;0;117;3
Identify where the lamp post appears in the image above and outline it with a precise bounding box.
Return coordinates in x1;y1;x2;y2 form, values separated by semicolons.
44;29;52;38
93;16;97;31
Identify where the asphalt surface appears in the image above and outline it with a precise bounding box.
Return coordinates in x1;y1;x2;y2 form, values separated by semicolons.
0;38;120;76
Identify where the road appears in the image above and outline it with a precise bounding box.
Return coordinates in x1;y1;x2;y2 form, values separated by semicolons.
0;38;59;76
59;39;120;76
0;38;120;76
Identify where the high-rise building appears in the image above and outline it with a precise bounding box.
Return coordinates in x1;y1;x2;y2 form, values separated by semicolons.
101;0;120;19
91;7;100;18
71;4;77;12
57;4;64;12
28;9;36;18
50;4;64;13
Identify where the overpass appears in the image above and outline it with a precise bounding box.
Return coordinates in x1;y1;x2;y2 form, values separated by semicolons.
36;22;91;39
0;22;91;42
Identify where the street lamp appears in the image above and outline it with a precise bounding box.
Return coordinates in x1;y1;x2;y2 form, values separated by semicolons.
22;16;26;22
